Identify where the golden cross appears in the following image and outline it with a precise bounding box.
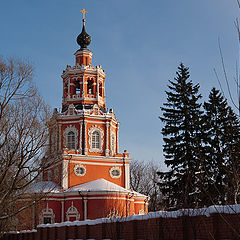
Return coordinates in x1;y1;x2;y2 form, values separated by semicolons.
80;8;88;20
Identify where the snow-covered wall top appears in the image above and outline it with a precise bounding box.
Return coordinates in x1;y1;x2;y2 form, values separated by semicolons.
37;204;240;228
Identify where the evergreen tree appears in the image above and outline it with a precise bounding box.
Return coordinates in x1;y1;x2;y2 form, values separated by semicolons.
203;88;240;205
202;88;229;205
222;108;240;204
159;63;203;209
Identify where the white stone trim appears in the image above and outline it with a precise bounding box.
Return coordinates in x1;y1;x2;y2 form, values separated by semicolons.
40;203;55;224
73;163;86;176
84;199;88;220
88;125;104;153
79;121;82;153
125;164;130;190
62;161;68;189
64;160;124;166
66;201;80;221
110;132;116;156
45;196;134;201
63;125;78;150
105;123;110;156
84;121;88;155
109;166;121;179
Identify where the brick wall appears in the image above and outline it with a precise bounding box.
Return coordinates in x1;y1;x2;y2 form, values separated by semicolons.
2;211;240;240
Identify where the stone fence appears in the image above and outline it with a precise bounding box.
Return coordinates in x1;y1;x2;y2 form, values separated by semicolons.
2;205;240;240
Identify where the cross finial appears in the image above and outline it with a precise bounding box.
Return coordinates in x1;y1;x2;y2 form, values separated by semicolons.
80;8;88;21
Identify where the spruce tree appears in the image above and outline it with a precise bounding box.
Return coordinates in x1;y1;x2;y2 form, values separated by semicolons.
159;63;203;209
203;88;229;205
203;88;240;205
222;108;240;204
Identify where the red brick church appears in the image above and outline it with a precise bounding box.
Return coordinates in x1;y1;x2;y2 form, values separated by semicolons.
18;10;148;229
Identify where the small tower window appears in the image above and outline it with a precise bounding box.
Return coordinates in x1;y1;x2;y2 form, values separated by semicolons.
87;79;93;94
92;131;100;149
75;81;80;94
67;131;75;150
99;82;103;97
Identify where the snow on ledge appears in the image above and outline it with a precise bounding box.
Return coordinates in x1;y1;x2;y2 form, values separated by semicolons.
37;204;240;228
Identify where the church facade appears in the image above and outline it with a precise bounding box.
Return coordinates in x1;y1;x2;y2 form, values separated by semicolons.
18;11;148;229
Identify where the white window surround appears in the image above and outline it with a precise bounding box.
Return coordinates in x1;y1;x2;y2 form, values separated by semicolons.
40;203;55;224
67;131;75;150
74;163;86;176
109;166;121;179
66;201;80;221
88;125;104;153
63;125;78;150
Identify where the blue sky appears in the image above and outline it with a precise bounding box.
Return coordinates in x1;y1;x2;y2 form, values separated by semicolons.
0;0;239;170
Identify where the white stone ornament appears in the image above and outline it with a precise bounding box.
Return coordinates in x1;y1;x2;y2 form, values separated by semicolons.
109;166;121;178
74;164;86;176
88;125;104;153
63;125;78;150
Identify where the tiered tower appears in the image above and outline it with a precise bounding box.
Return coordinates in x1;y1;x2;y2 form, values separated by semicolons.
43;10;130;191
19;10;149;227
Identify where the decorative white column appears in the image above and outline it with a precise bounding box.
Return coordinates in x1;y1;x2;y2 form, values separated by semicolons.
84;199;88;220
96;71;99;102
79;121;82;154
116;124;119;153
62;160;68;189
84;121;88;155
105;122;110;156
58;124;62;151
125;163;130;190
82;74;86;98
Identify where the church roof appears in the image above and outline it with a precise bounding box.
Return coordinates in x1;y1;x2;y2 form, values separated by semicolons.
66;178;147;197
24;179;147;198
25;181;62;194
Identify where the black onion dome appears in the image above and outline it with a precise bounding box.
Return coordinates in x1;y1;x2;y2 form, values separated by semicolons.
77;20;91;49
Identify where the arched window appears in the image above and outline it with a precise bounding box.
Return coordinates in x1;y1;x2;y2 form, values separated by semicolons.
87;79;93;94
67;131;75;150
99;82;103;97
66;202;80;221
92;131;100;149
40;204;55;224
75;81;80;94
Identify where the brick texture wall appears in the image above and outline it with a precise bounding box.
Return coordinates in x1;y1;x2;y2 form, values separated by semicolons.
2;212;240;240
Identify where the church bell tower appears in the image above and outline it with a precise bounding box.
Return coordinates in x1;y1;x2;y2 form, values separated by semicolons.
43;9;130;191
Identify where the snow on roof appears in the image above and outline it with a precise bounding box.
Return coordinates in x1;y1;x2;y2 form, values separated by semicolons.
66;178;146;197
25;181;62;194
38;204;240;228
66;178;129;193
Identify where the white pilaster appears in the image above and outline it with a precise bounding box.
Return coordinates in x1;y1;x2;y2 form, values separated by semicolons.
105;122;110;156
124;163;130;190
84;121;88;155
79;121;82;154
62;160;68;189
